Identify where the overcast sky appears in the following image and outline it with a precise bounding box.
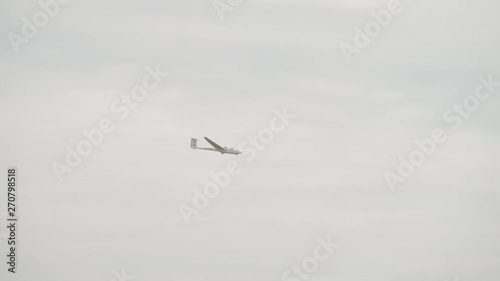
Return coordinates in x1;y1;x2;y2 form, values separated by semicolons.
1;0;500;281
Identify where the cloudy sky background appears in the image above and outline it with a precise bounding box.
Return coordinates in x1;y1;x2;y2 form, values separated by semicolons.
1;0;499;280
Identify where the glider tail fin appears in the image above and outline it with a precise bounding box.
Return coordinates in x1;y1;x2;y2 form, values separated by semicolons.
190;138;198;149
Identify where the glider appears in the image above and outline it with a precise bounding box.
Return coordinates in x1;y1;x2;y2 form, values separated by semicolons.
190;137;242;155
